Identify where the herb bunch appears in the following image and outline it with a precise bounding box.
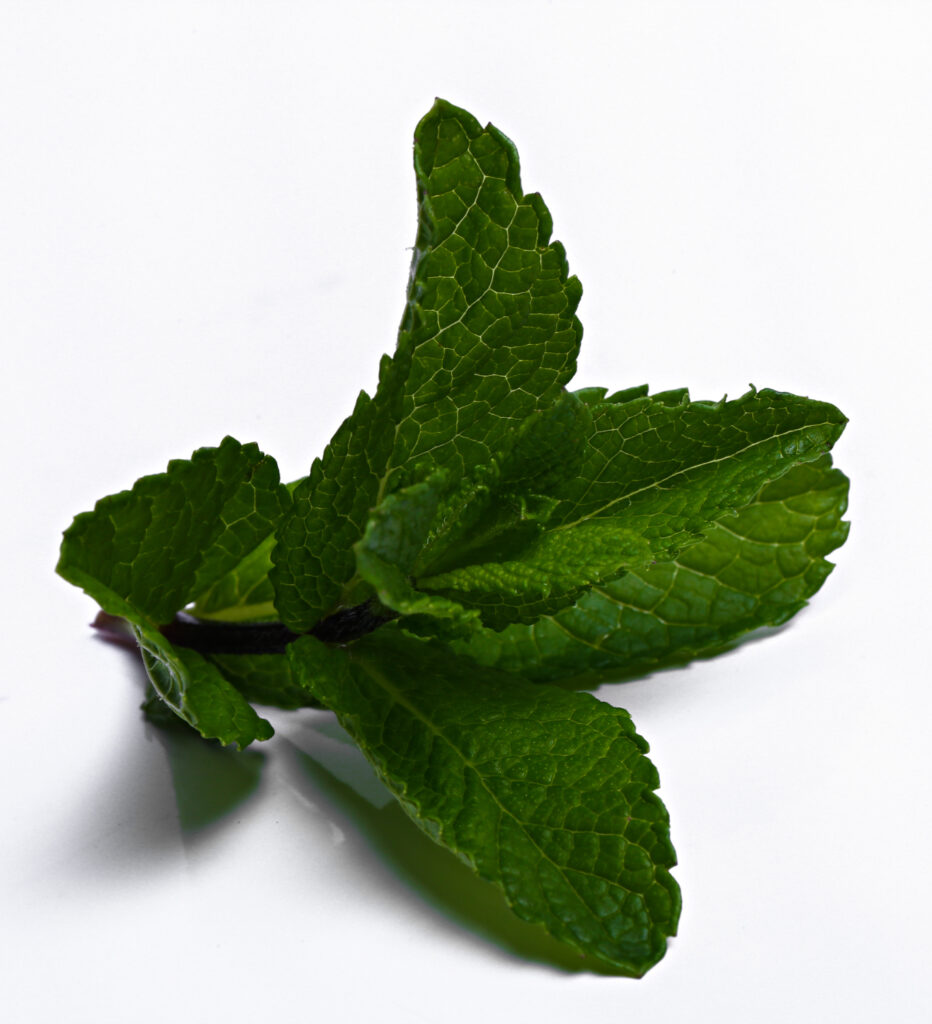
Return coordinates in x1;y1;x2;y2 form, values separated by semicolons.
57;100;848;976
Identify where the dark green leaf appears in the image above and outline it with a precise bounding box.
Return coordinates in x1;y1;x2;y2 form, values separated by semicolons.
189;534;278;622
206;650;322;710
57;438;287;745
548;387;846;560
58;436;290;625
418;519;650;629
454;456;849;683
271;99;583;631
409;386;846;631
288;629;680;975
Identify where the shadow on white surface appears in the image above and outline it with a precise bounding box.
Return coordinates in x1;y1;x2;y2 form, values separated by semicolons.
58;615;814;975
62;636;270;883
278;719;637;976
56;639;184;884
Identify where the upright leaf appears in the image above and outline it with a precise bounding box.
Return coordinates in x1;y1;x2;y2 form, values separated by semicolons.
288;630;680;975
272;99;583;631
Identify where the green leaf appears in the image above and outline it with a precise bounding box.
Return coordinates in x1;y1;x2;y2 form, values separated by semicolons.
496;387;593;494
288;629;680;975
188;533;278;622
406;386;846;632
412;469;559;580
56;437;287;745
271;99;583;631
185;476;303;624
348;468;479;632
206;651;322;710
548;387;847;560
410;390;590;578
418;520;650;630
454;456;849;683
356;468;449;576
134;622;274;747
58;436;290;625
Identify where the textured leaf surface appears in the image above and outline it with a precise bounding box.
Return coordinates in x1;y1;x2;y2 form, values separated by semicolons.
187;479;304;623
356;470;448;575
272;99;582;631
495;387;593;494
288;630;680;975
410;387;845;632
411;390;589;578
418;520;650;629
58;436;290;625
412;471;558;580
189;534;278;622
207;651;321;710
356;545;480;634
352;470;480;632
351;418;638;632
56;438;285;745
454;456;849;683
547;387;847;560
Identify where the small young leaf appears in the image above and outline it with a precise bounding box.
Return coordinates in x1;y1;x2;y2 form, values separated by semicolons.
351;469;480;632
418;519;650;629
288;629;680;975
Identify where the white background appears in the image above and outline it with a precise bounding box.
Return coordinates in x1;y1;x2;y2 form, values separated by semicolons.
3;2;931;1021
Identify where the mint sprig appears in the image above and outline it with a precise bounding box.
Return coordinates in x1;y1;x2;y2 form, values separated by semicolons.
57;99;848;975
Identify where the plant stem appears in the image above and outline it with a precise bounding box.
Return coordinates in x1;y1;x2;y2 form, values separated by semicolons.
92;601;394;655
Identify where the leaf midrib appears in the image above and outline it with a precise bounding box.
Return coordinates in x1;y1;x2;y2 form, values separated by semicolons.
372;172;525;511
554;417;839;531
350;648;656;963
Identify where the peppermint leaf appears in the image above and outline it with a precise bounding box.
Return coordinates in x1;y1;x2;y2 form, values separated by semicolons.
271;99;582;631
288;629;680;975
454;456;849;683
57;438;287;745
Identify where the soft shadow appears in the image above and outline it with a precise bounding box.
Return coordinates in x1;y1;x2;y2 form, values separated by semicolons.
281;727;626;976
95;631;267;839
158;730;266;835
63;636;184;879
80;628;669;974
